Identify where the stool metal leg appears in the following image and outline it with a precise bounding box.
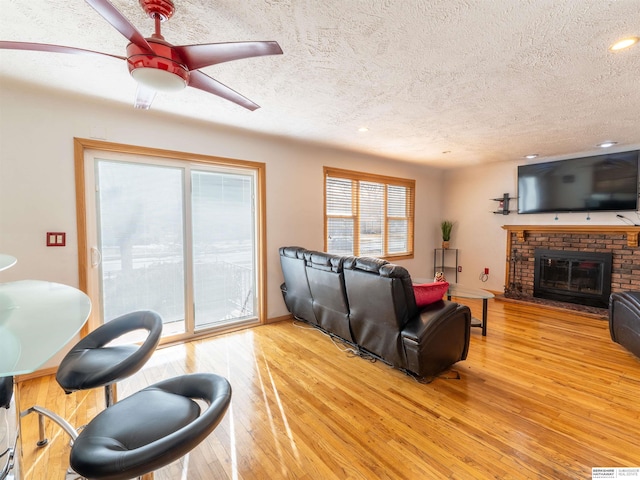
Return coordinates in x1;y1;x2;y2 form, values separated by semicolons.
21;406;79;447
36;412;48;447
0;432;17;480
104;384;116;408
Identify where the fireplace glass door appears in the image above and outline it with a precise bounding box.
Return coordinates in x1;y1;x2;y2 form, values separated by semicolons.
534;249;612;308
539;258;603;294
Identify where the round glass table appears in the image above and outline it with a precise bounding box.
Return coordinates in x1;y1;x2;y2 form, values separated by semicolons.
446;283;494;336
0;280;91;479
0;280;91;376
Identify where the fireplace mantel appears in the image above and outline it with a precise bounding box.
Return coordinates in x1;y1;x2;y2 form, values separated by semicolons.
502;225;640;248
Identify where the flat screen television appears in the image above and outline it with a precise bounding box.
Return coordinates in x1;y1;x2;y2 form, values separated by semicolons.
517;150;639;214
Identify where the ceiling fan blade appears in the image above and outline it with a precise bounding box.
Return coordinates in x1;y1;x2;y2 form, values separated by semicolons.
188;70;259;111
174;41;283;71
85;0;153;54
0;41;125;60
133;84;157;110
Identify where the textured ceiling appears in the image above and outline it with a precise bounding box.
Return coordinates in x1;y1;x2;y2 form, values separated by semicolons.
1;0;639;169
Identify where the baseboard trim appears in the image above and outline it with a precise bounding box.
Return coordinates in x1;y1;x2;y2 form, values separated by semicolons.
265;313;294;324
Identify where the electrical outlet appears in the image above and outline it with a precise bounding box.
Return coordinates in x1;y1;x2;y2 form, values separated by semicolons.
458;266;462;272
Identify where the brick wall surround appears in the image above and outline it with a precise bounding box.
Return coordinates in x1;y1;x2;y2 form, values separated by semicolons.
503;226;640;299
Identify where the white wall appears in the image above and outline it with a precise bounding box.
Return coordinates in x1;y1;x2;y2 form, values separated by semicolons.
0;81;445;321
4;80;635;320
442;151;640;292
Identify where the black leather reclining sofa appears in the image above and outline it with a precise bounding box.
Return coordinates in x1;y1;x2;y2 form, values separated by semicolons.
279;246;472;380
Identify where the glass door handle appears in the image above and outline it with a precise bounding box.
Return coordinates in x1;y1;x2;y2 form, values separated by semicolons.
91;247;102;268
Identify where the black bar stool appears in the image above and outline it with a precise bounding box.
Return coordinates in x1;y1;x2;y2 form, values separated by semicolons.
69;373;232;479
0;376;16;478
56;310;163;408
27;310;163;447
0;376;12;409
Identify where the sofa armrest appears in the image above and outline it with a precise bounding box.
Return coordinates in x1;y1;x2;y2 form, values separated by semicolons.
402;301;459;343
401;300;471;378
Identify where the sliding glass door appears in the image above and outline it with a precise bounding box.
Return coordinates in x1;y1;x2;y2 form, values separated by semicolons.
79;141;264;342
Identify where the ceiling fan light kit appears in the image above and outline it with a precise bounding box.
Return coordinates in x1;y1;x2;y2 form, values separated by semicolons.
131;66;187;91
0;0;283;110
127;41;189;92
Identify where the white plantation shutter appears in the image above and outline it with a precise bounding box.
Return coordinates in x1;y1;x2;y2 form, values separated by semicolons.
324;167;414;258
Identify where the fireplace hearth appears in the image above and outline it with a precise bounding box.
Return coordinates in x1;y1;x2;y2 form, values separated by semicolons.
533;249;612;308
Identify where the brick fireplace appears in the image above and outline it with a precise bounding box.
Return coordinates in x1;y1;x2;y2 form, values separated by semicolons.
502;225;640;310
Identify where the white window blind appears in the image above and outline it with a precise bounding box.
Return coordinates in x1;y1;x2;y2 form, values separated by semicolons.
325;167;415;258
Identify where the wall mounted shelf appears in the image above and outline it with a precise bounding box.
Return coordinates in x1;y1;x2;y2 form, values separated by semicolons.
492;193;517;215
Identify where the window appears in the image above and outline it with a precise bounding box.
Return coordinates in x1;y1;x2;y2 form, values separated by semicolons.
324;167;415;259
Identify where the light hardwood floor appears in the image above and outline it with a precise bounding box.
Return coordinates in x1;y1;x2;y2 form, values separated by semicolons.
8;298;640;479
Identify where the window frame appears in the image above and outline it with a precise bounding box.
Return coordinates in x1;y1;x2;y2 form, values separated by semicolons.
324;166;415;260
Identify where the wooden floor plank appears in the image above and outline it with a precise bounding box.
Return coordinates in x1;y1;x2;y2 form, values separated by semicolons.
7;298;640;479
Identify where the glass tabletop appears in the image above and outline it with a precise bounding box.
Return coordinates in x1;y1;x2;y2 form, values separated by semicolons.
0;280;91;376
0;254;17;272
446;283;494;300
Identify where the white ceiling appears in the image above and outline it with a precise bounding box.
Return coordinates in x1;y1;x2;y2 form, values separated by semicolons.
1;0;639;169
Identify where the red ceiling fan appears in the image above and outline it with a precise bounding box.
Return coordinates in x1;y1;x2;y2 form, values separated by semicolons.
0;0;283;110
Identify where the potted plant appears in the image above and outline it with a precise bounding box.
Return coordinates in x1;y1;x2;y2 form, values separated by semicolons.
441;220;454;249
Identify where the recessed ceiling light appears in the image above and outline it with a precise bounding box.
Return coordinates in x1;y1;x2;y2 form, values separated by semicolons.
597;141;618;148
524;154;538;159
609;36;639;51
358;127;369;132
